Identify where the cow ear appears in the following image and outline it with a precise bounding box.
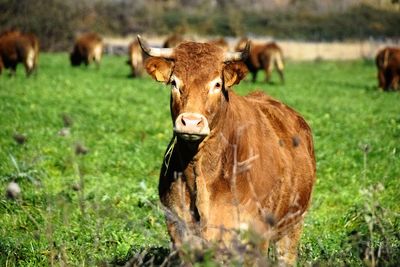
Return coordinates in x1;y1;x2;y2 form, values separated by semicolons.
223;61;248;87
144;57;173;83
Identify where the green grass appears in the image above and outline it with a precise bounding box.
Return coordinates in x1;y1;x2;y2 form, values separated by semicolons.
0;54;399;266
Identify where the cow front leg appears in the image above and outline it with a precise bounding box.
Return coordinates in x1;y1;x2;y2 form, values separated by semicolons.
276;221;303;266
251;71;258;83
165;216;188;248
162;176;199;249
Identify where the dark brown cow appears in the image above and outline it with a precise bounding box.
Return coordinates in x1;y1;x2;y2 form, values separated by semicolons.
375;47;400;91
127;39;145;77
138;36;316;265
236;37;285;83
70;33;103;67
0;30;39;76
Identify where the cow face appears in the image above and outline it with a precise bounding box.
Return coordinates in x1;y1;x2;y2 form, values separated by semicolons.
140;38;248;142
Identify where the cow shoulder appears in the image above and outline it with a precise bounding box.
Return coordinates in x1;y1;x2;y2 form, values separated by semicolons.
245;91;313;148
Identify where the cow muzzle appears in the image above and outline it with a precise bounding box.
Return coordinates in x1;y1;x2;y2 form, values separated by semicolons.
174;113;210;141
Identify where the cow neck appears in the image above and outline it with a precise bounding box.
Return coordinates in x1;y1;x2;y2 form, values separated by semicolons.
217;91;247;146
175;137;200;161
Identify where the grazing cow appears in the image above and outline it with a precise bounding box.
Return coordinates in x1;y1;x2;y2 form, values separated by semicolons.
138;36;316;265
375;47;400;91
70;33;103;67
0;30;39;76
127;39;145;77
236;37;285;83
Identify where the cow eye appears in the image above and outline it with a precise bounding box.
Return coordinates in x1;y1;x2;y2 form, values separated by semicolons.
170;79;183;94
210;81;222;94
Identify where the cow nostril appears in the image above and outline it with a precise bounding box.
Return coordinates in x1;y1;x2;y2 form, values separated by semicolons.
197;118;203;127
181;117;186;126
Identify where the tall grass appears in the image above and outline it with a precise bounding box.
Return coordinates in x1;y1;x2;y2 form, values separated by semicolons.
0;54;399;265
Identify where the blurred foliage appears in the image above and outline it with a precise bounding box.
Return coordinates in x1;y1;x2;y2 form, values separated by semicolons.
0;0;399;51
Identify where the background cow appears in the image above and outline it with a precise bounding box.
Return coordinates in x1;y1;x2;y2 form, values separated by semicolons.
127;39;145;77
375;47;400;91
163;33;185;48
138;36;316;265
70;33;103;67
208;37;229;52
236;37;285;84
0;30;39;76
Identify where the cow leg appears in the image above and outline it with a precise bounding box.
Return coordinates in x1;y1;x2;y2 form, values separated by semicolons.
377;70;386;90
163;176;199;249
277;69;285;84
165;217;186;248
24;62;33;77
9;64;17;77
251;71;258;83
84;55;90;66
264;67;272;83
263;60;273;83
390;75;399;91
275;61;285;84
276;221;303;266
94;58;100;69
384;70;393;91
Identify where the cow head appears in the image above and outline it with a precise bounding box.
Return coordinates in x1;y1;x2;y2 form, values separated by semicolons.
138;36;249;142
70;50;82;66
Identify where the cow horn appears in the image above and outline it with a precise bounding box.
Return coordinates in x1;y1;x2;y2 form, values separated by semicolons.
224;41;250;62
137;35;174;58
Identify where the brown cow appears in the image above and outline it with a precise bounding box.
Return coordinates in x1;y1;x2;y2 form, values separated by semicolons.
138;36;316;265
236;37;285;83
375;47;400;91
0;30;39;76
127;39;145;77
70;33;103;67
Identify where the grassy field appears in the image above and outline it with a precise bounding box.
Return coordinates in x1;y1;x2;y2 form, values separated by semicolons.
0;54;399;266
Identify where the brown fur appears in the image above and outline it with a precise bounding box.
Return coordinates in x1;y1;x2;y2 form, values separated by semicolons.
143;41;316;265
0;30;39;76
375;47;400;91
236;38;285;83
70;33;103;67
